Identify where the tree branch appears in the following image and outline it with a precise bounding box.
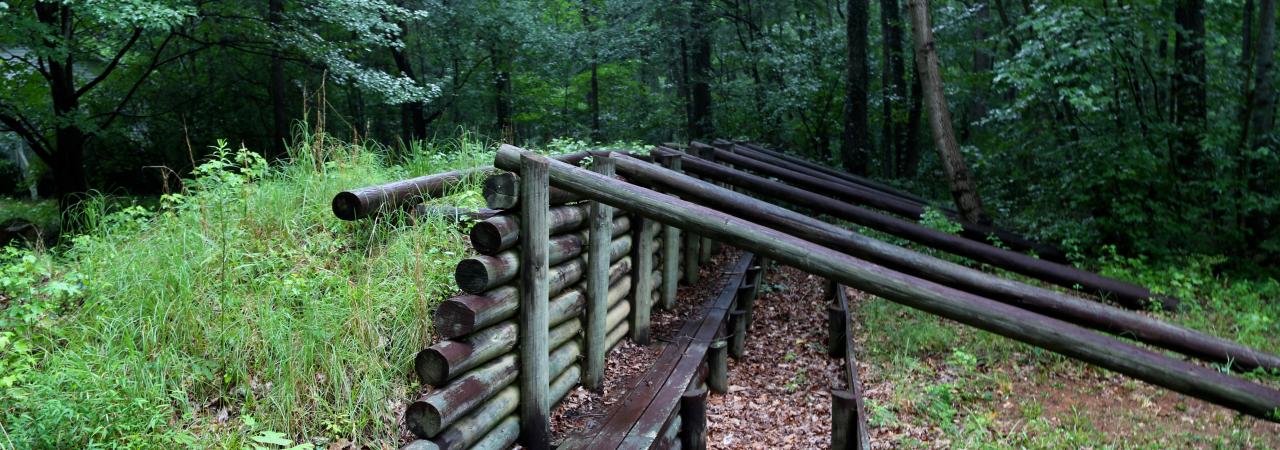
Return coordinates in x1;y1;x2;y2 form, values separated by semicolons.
0;107;54;162
76;28;143;98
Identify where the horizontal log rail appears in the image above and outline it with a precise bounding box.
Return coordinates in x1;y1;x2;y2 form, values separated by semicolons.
663;146;1177;311
494;144;1280;422
705;141;1068;262
333;151;591;220
619;151;1280;372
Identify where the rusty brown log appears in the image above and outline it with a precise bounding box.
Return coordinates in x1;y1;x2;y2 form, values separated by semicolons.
435;252;631;339
416;275;631;386
455;217;630;293
469;206;629;255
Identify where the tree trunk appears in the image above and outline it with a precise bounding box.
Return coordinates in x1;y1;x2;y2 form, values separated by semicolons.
880;0;907;179
689;0;714;140
907;0;989;224
1251;0;1277;149
35;3;89;207
965;0;992;142
900;50;923;178
392;47;426;142
492;45;513;142
269;0;288;158
1172;0;1207;179
841;0;872;175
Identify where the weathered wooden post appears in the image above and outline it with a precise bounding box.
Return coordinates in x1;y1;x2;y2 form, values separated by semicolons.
517;155;551;449
680;384;709;450
630;205;657;345
728;309;747;359
827;280;847;358
681;148;701;284
707;339;728;394
658;154;682;309
584;155;614;391
690;146;715;264
831;390;865;450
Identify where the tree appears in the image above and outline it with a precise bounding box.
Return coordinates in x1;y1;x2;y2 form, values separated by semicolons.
1171;0;1206;181
840;0;872;174
688;0;714;139
907;0;989;224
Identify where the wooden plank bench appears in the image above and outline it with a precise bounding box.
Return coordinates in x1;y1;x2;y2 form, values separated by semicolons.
559;252;757;450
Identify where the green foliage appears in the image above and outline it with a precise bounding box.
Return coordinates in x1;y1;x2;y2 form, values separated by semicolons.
0;134;490;448
919;207;964;235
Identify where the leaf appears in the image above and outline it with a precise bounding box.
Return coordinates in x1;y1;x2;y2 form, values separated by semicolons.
251;431;293;446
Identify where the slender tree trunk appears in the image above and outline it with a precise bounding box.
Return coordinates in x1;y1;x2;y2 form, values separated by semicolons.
269;0;288;158
689;0;714;139
1251;0;1277;148
582;4;602;142
34;3;89;207
901;57;923;178
965;0;992;142
907;0;989;224
492;44;513;142
1172;0;1207;175
841;0;871;174
880;0;897;178
392;47;427;142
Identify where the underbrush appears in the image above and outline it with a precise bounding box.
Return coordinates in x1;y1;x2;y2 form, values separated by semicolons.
855;250;1280;448
0;131;496;449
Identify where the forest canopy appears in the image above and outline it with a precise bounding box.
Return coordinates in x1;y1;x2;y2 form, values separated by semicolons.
0;0;1277;266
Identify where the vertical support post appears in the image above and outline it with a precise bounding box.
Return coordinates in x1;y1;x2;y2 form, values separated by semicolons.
658;154;682;309
680;384;709;450
738;264;762;329
517;155;551;449
697;146;718;262
681;147;701;285
728;309;747;359
831;389;865;450
630;215;656;344
584;155;614;391
827;301;847;359
707;339;728;394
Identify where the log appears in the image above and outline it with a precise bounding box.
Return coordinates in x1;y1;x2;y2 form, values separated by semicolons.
827;302;847;358
657;148;1177;311
494;144;1280;421
333;167;494;220
707;339;728;394
619;151;1280;372
733;140;932;206
658;153;683;309
679;384;708;450
728;310;746;359
434;253;631;339
468;204;590;255
429;361;582;450
454;221;631;294
606;320;630;352
406;338;583;438
708;143;1068;263
415;301;591;386
630;216;657;344
831;390;865;450
517;154;551;449
468;416;518;450
410;205;504;225
585;156;617;390
334;152;593;221
483;172;583;210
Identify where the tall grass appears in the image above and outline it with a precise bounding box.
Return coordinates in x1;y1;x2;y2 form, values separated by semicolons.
1;130;494;449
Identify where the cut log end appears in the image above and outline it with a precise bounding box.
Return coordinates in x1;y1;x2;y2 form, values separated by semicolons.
406;400;445;439
415;346;456;387
483;173;520;210
455;257;502;294
332;191;365;221
469;220;511;255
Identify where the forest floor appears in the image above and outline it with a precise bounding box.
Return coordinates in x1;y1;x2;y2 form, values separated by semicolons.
544;252;1280;449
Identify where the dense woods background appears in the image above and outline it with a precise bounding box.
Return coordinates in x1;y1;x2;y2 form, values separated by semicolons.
1;0;1278;266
